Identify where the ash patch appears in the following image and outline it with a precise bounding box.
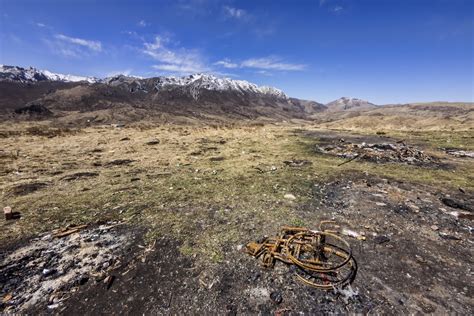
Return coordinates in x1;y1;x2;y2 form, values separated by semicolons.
299;173;474;313
59;236;198;315
0;223;133;313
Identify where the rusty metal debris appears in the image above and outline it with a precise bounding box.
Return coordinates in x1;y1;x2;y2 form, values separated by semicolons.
246;221;357;290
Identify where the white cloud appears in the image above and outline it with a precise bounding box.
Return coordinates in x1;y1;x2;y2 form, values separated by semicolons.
213;56;306;73
55;34;102;52
143;35;209;74
214;59;239;69
241;57;306;71
138;20;147;27
331;6;343;13
223;6;248;20
36;22;46;28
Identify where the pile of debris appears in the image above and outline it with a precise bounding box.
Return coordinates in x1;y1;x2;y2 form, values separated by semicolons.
246;222;357;290
0;222;130;313
316;140;436;165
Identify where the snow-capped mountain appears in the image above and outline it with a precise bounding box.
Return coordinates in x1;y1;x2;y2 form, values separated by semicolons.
104;73;288;100
0;65;99;83
0;65;330;122
1;65;287;100
325;97;377;111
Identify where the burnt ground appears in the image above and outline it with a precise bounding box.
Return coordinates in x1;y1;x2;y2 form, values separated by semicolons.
2;172;473;314
1;125;473;314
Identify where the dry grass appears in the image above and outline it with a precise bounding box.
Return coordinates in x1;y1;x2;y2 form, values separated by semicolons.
1;122;472;263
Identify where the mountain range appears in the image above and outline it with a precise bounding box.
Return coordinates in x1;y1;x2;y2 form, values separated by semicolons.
0;64;382;125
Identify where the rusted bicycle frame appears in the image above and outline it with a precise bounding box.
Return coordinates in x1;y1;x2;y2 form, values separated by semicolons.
246;221;357;290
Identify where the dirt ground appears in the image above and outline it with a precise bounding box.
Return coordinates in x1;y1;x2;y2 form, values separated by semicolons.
1;122;473;314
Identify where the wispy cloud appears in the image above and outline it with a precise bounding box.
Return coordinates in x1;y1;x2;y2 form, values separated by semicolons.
214;59;239;69
241;57;306;71
143;35;210;74
36;22;47;28
45;34;102;58
223;6;249;20
55;34;102;52
137;20;148;27
331;6;344;13
214;56;306;73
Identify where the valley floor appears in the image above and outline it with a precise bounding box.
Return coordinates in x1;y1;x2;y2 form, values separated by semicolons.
1;122;473;314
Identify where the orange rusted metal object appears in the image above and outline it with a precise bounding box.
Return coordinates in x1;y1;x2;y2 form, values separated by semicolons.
245;222;357;290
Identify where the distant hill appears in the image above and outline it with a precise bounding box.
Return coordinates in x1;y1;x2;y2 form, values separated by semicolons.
313;102;474;131
325;97;377;112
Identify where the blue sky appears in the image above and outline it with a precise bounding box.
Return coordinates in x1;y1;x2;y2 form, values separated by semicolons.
1;0;473;104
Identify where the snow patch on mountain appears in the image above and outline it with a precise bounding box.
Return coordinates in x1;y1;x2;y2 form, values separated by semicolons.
1;65;288;100
0;65;99;83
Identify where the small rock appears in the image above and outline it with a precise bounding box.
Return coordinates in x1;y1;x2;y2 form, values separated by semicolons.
430;225;439;231
42;268;56;277
284;194;296;200
376;202;387;206
270;291;283;304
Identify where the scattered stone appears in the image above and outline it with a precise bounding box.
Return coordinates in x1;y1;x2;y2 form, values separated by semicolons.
104;275;115;290
270;291;283;304
376;202;387;206
284;193;296;200
430;225;439;231
120;137;130;141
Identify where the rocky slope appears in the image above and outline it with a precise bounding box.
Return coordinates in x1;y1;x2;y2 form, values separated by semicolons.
0;65;326;124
